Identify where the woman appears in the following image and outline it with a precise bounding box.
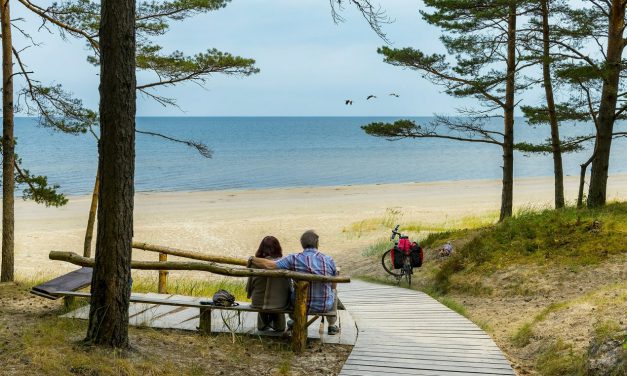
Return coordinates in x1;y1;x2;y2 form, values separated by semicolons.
246;236;291;331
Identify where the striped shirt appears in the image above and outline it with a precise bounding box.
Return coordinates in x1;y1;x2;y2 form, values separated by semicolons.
275;248;336;313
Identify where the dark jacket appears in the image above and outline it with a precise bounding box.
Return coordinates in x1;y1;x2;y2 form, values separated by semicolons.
246;258;290;310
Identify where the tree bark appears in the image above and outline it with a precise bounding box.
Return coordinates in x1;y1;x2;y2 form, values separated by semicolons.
1;0;15;282
587;0;625;207
499;1;517;222
540;0;565;209
578;153;595;208
83;170;99;258
85;0;136;348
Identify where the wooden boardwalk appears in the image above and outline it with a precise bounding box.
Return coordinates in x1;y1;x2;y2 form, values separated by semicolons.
337;280;515;376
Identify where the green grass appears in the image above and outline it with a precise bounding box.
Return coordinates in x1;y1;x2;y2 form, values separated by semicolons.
361;238;393;257
343;208;496;240
511;322;534;347
430;203;627;293
131;275;248;301
594;320;622;343
536;339;586;376
434;296;467;316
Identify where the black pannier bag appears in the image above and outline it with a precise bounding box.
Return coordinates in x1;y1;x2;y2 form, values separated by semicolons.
410;242;423;267
391;246;404;269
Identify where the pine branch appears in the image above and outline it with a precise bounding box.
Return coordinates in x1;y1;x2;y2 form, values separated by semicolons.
136;47;258;90
136;129;212;158
12;157;68;207
361;118;503;146
13;46;97;134
16;0;100;52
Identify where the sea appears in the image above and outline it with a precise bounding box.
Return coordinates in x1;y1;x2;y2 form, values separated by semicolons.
13;116;627;196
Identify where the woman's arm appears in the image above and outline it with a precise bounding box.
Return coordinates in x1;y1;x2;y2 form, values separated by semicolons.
249;256;278;270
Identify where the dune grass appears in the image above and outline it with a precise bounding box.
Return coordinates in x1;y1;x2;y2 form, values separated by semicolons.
131;274;248;301
431;202;627;294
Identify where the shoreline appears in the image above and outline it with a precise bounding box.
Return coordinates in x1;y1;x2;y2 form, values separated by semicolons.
34;173;627;199
11;174;627;277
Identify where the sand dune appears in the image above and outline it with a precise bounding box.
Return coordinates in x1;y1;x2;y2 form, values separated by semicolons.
12;174;627;278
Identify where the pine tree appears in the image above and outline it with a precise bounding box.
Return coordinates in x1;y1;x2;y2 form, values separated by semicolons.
363;0;530;221
1;0;259;280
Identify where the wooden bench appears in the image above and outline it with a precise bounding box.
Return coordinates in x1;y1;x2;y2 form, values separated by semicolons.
30;267;93;307
38;289;338;335
44;245;351;352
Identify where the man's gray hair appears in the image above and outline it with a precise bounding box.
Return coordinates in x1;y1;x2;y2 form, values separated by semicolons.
300;230;319;249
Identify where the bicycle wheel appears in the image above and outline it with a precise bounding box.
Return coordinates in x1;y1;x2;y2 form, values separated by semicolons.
381;249;403;277
405;266;412;286
401;256;412;287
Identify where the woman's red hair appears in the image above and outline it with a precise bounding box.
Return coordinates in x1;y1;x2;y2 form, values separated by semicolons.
255;236;283;259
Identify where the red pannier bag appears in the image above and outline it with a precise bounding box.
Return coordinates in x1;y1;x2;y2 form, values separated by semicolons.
410;242;423;267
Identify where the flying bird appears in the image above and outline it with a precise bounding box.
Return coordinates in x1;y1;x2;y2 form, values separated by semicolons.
389;93;400;97
345;99;353;105
366;95;377;100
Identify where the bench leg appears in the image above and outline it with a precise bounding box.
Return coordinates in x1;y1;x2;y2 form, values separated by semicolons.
292;281;309;353
63;296;75;310
199;307;212;335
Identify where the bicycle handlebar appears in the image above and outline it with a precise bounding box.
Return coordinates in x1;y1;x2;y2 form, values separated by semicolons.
390;224;400;241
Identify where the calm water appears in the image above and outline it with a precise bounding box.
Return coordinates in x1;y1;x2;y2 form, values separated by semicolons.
12;116;627;196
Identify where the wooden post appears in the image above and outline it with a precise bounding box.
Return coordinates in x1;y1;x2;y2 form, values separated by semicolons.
291;280;309;353
63;296;75;310
199;306;212;335
158;253;168;294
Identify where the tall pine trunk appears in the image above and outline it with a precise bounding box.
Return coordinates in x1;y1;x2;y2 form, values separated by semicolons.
500;1;517;221
587;0;625;207
85;0;136;347
541;0;565;209
1;0;15;282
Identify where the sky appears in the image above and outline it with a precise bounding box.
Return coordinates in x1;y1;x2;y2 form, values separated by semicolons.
11;0;516;116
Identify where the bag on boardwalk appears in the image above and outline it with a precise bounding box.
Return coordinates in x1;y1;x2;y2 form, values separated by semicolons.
410;242;423;267
391;246;404;269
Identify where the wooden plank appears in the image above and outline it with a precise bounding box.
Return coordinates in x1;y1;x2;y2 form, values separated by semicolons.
349;349;508;362
340;364;513;376
347;355;513;370
352;343;505;355
344;359;514;375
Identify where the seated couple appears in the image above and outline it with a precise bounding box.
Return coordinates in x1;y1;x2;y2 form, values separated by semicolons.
246;230;339;335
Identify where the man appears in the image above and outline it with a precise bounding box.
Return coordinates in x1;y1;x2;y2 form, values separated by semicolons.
248;230;339;335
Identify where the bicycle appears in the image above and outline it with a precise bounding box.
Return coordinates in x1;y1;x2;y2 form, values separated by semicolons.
381;225;422;286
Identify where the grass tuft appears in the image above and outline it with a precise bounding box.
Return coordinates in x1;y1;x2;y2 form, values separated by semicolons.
361;238;393;257
511;322;534;347
536;339;586;376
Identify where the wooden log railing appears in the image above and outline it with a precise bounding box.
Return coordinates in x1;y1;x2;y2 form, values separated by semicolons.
51;247;349;353
132;241;247;266
51;251;349;283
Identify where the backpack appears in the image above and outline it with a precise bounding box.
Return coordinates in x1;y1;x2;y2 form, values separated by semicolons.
410;242;423;267
212;289;237;307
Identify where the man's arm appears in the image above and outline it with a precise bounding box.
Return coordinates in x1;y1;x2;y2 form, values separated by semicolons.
248;256;278;270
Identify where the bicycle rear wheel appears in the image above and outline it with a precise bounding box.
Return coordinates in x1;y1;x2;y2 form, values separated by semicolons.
405;266;412;286
381;249;403;277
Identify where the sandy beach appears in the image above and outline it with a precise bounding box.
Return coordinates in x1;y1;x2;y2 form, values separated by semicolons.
12;174;627;277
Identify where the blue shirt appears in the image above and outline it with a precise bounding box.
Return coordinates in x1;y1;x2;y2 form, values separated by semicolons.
275;248;336;313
